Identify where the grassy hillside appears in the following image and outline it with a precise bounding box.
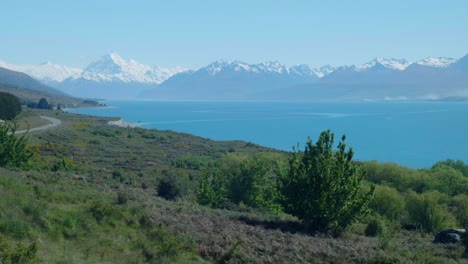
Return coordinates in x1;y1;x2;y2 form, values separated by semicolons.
0;83;102;109
0;67;66;96
0;109;466;263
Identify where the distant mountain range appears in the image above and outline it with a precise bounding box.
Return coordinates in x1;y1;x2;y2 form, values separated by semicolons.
143;60;337;100
1;53;467;101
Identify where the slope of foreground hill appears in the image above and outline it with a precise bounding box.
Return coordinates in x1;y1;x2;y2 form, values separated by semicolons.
0;70;98;108
0;109;467;263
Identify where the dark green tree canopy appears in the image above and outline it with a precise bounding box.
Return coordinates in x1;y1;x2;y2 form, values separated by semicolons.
0;92;22;120
38;98;50;109
280;130;374;234
27;97;53;110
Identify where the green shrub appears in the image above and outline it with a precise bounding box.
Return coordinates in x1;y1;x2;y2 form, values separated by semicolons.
50;157;73;172
0;220;31;239
360;161;428;192
433;159;468;178
197;168;227;208
176;154;214;169
221;154;283;212
145;227;182;258
88;200;120;223
92;128;116;138
112;170;125;183
365;217;387;237
116;191;129;205
428;165;468;196
157;171;190;200
197;153;285;212
280;130;374;234
405;191;455;233
452;195;468;228
0;234;39;264
370;185;405;221
0;122;33;168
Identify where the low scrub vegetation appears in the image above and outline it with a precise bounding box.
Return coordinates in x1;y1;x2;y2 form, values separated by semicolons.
0;110;467;263
0;121;33;168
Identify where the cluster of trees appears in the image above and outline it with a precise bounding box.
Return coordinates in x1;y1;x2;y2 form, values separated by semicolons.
0;92;21;120
195;130;468;236
198;153;284;212
363;160;468;234
27;98;53;110
198;130;374;234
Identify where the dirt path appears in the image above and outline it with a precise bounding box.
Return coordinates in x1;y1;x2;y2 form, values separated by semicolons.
15;116;62;134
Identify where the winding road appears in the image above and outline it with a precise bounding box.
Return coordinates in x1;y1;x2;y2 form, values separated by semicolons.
15;116;62;134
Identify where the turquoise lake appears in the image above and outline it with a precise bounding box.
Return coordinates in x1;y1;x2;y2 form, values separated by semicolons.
66;101;468;169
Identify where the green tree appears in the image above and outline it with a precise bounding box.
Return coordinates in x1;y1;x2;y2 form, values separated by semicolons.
0;92;21;120
280;130;374;234
370;185;405;221
405;191;455;233
433;159;468;177
0;121;33;168
452;195;468;228
197;168;228;208
37;98;51;110
428;165;468;196
225;155;281;211
157;170;190;200
197;154;285;212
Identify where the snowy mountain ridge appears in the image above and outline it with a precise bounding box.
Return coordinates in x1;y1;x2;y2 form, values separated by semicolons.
0;53;466;100
415;57;456;68
71;52;187;84
0;53;462;86
200;60;336;78
353;57;411;71
0;60;82;83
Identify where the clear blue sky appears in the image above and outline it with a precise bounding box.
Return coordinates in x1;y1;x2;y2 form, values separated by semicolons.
1;0;467;68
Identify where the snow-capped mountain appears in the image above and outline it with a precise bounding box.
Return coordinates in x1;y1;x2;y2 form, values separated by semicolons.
319;57;413;85
144;54;468;101
69;52;185;84
144;60;335;100
289;64;336;78
351;57;411;72
191;60;334;78
415;57;456;68
1;53;467;101
60;52;187;99
0;60;82;84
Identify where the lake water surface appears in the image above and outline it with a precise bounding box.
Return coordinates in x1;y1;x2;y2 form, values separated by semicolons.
67;101;468;168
